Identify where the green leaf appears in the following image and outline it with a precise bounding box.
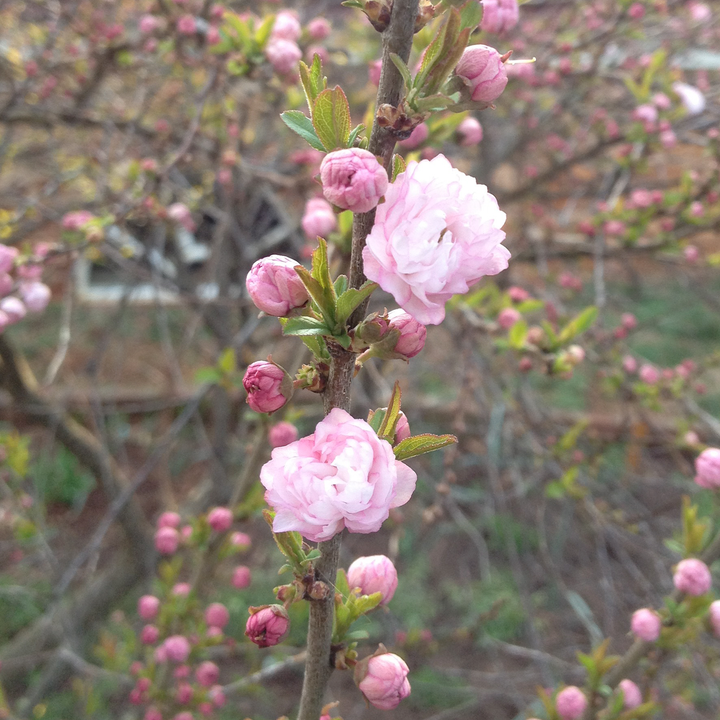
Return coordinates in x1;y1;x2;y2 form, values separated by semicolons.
393;433;458;461
377;382;402;442
299;54;326;112
310;238;337;324
544;481;565;499
459;0;483;30
348;123;365;147
254;14;275;48
218;347;235;374
335;281;378;328
389;53;413;90
282;316;332;337
281;111;327;152
508;319;527;349
295;267;335;328
392;154;406;181
336;568;350;597
194;367;221;384
353;591;383;615
344;629;370;641
367;408;386;433
558;306;598;344
334;274;348;296
312;86;351;152
224;12;252;47
516;299;544;314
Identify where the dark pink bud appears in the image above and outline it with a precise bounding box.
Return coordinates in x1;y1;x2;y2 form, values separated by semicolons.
195;661;220;687
246;255;309;316
245;604;290;648
268;421;299;448
242;361;293;414
205;603;230;628
454;45;509;104
347;555;398;605
176;682;193;704
387;309;427;359
177;15;196;35
155;526;179;555
141;625;159;645
138;595;160;620
208;506;233;532
209;685;226;707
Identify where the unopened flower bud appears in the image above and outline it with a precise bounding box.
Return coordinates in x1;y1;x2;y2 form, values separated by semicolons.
307;17;331;40
232;565;252;589
1;297;26;324
269;421;299;448
177;14;196;35
639;364;659;385
481;0;520;34
454;45;509;104
320;148;389;214
347;555;398;605
631;608;661;641
271;11;301;41
387;309;427;359
141;624;160;644
498;307;521;329
265;39;302;76
695;447;720;488
163;635;190;663
246;255;309;316
456;117;483;146
619;679;642;709
205;602;230;628
395;412;411;443
245;604;290;647
157;511;181;529
355;649;411;710
19;283;51;313
207;506;233;532
243;360;293;414
302;197;337;239
673;558;711;596
360;0;393;32
294;362;328;393
155;526;179;555
230;531;252;549
709;600;720;637
138;595;161;620
398;123;429;150
556;686;587;720
195;661;220;687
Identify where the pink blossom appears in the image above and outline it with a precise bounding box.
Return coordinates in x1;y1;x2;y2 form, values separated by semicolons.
387;309;427;358
271;11;301;41
231;531;251;548
209;685;226;707
347;555;398;605
454;45;508;104
145;709;162;720
245;605;290;647
246;254;309;316
265;38;302;75
260;408;417;541
269;421;298;448
556;686;587;720
631;608;661;641
155;526;179;554
673;82;706;116
695;448;720;488
653;92;671;109
660;130;677;148
357;653;411;710
619;679;642;709
363;155;509;325
243;361;292;414
508;286;529;302
630;189;653;208
320;148;388;214
175;682;192;704
457;117;483;146
638;364;659;385
481;0;519;34
141;625;160;644
689;201;704;218
19;282;50;313
395;412;411;443
163;635;190;663
673;558;711;595
205;602;230;628
398;123;429;150
157;511;181;529
176;15;196;35
0;245;18;274
689;2;711;21
207;506;232;532
623;356;638;374
167;203;195;232
0;274;12;297
621;313;637;330
172;582;191;596
307;17;331;40
138;595;161;620
174;712;193;720
232;565;252;589
139;14;160;34
301;197;337;239
206;26;221;45
709;600;720;637
195;661;220;687
628;2;645;18
498;307;521;329
604;220;626;237
632;104;658;126
60;211;92;231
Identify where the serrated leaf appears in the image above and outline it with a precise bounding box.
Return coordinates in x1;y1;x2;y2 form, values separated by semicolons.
393;433;458;461
312;86;351;152
335;281;378;328
281;111;327;151
282;315;332;337
392;154;406;181
295;265;335;327
299;53;326;112
334;274;348;296
367;408;386;433
558;306;598;344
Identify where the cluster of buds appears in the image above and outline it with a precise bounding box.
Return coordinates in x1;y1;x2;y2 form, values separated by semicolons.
0;243;52;330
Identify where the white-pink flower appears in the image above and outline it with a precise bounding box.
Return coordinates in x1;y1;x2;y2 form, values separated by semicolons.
363;155;509;325
260;408;417;542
